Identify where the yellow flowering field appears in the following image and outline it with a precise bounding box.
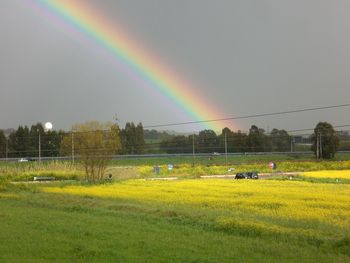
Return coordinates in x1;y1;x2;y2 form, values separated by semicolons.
44;179;350;241
303;170;350;179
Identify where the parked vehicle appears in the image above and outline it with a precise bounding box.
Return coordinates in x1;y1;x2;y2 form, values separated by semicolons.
18;158;35;162
235;172;259;179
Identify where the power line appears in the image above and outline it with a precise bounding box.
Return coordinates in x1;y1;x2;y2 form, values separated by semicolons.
287;124;350;133
144;103;350;129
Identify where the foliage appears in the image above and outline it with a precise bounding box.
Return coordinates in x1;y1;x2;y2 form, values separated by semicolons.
0;161;84;181
270;128;291;151
61;121;121;183
311;122;339;159
303;170;350;179
0;130;6;158
247;125;271;152
120;122;145;154
5;123;65;158
136;160;350;178
159;125;295;154
1;178;350;262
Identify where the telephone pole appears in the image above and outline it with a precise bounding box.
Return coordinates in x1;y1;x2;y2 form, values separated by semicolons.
319;133;322;159
38;133;41;162
71;131;75;164
224;131;228;167
5;138;8;162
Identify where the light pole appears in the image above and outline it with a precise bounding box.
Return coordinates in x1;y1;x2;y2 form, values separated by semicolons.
192;133;195;166
38;132;41;162
5;138;8;162
71;131;75;164
42;122;53;162
224;131;228;167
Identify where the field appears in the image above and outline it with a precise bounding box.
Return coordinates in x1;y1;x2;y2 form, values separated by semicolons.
1;167;350;262
2;154;350;181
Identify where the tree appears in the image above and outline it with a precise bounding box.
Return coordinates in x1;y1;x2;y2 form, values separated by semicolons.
219;128;248;153
134;123;145;154
198;129;218;153
29;123;44;157
61;121;121;183
120;122;145;154
247;125;270;152
270;129;290;152
8;126;31;157
0;130;7;158
231;130;248;153
311;122;339;159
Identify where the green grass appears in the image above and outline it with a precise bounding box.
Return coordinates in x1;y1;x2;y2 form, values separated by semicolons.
113;152;350;166
2;156;350;181
0;179;349;262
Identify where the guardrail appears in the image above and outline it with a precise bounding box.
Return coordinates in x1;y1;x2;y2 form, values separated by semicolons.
2;150;346;162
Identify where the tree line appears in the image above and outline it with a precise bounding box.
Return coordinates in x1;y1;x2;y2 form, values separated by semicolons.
0;122;145;158
0;121;342;159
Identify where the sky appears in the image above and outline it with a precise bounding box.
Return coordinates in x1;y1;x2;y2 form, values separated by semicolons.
1;0;350;133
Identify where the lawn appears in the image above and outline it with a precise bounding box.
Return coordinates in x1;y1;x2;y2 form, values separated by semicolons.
0;174;349;262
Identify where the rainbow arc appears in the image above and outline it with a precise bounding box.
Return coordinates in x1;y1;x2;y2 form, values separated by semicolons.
34;0;233;131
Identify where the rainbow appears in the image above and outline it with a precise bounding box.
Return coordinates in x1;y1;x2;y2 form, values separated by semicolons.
31;0;231;131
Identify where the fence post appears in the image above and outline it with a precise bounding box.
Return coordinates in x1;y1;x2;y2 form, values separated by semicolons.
71;131;75;164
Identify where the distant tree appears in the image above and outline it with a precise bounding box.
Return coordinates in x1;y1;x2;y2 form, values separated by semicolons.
8;126;31;157
231;130;248;152
120;122;145;154
219;128;249;153
160;135;192;154
29;123;44;157
61;121;121;182
124;122;136;154
247;125;269;152
270;128;290;152
311;122;339;159
134;123;145;154
144;129;172;141
198;129;218;153
43;130;65;157
219;127;234;152
0;130;7;158
337;131;350;151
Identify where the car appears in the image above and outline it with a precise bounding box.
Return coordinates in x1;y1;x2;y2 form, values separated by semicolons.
246;172;259;179
18;158;35;162
235;173;246;179
235;172;259;179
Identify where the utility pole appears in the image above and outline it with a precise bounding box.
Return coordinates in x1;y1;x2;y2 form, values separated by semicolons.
5;138;8;162
192;133;195;166
72;131;75;164
224;131;228;167
290;135;293;153
38;132;41;162
319;133;322;159
316;133;320;159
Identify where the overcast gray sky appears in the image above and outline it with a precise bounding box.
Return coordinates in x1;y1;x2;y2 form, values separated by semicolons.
1;0;349;133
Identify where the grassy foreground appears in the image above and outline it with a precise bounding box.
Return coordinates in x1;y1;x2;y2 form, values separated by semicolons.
0;175;349;262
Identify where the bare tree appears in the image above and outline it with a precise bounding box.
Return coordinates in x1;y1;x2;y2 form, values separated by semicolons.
61;121;121;183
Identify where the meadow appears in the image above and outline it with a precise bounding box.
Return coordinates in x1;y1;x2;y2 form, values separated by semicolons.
2;154;350;181
0;171;350;262
1;156;350;262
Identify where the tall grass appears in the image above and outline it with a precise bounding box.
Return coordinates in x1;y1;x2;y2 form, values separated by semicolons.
0;161;84;181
